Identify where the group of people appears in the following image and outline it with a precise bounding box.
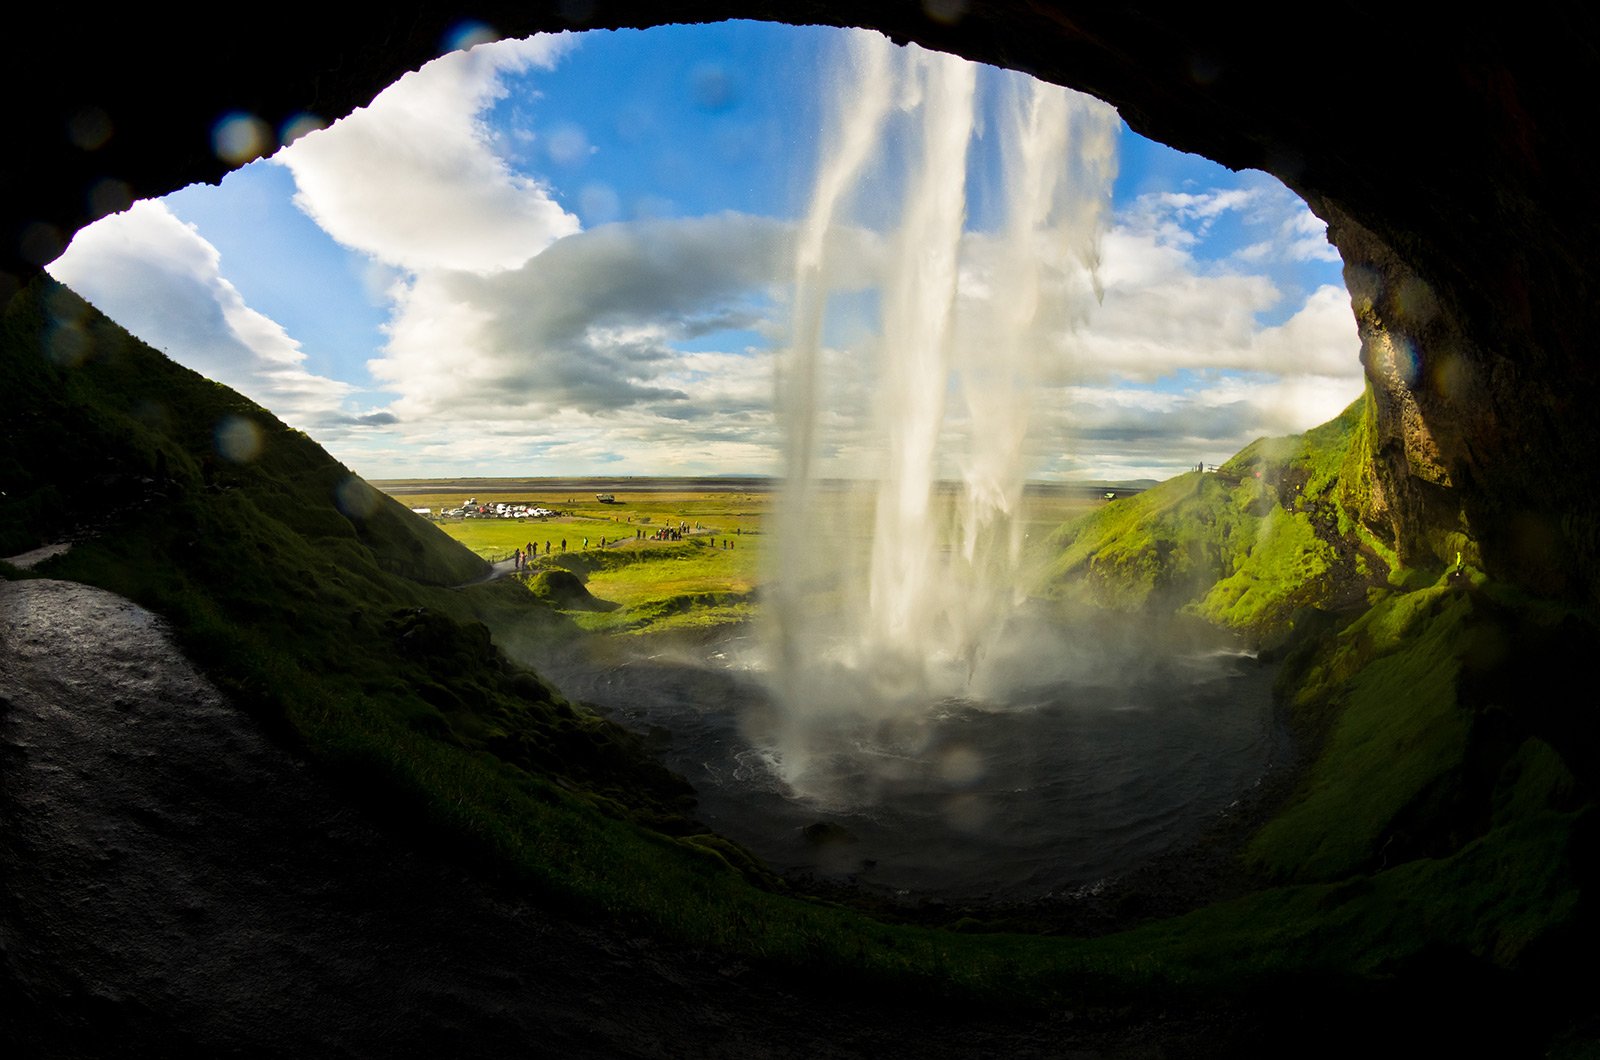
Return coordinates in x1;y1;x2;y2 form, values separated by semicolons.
512;541;551;570
508;520;744;571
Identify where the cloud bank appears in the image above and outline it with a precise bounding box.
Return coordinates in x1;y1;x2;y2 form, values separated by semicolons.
45;30;1366;482
46;201;356;429
278;36;581;274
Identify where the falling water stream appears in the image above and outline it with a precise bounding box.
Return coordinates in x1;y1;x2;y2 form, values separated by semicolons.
536;36;1286;902
767;34;1121;794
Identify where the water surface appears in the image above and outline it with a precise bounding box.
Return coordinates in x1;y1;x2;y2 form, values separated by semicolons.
545;612;1287;902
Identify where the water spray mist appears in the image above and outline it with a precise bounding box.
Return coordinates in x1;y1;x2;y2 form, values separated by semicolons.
765;32;1119;796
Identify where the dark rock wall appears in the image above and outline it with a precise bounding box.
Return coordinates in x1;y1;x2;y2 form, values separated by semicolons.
7;3;1595;599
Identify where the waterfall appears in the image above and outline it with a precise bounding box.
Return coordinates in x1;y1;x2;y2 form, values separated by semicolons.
764;32;1119;797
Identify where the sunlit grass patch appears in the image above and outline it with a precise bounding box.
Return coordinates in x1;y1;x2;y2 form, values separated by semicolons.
1249;586;1472;880
1046;395;1395;642
535;538;762;635
383;486;768;544
441;516;632;559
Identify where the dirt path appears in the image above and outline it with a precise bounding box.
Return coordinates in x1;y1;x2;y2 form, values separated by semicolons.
0;578;1245;1057
452;554;519;587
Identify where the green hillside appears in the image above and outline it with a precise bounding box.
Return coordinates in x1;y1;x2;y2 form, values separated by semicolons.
4;277;1593;1045
0;278;692;831
1047;396;1396;641
1041;395;1593;1007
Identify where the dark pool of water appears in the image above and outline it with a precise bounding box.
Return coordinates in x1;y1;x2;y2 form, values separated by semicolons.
541;615;1288;903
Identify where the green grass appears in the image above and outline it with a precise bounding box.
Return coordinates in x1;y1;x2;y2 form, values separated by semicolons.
1249;583;1474;879
532;538;760;635
394;486;768;635
385;487;768;542
411;506;764;636
437;515;637;560
7;277;1594;1041
1194;504;1335;632
1047;395;1397;642
1044;470;1248;612
0;278;693;830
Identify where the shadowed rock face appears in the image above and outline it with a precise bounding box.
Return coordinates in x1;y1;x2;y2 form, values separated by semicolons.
6;4;1595;598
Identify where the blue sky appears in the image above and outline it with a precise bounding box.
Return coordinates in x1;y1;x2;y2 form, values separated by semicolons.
48;22;1361;481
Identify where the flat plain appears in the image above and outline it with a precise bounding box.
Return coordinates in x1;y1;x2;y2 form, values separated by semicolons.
374;478;1104;636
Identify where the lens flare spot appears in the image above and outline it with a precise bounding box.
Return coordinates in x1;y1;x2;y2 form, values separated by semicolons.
1395;275;1439;326
1428;349;1473;403
46;282;89;324
545;122;592;165
212;112;273;165
46;322;89;366
690;63;735;111
1389;337;1420;387
20;222;65;266
442;20;499;52
921;0;969;25
558;0;597;25
279;113;326;147
937;744;984;785
67;107;113;151
335;475;379;520
133;400;171;433
579;183;621;225
215;415;262;463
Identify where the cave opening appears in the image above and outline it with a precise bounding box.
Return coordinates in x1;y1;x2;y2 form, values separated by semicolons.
45;21;1364;899
9;11;1600;1053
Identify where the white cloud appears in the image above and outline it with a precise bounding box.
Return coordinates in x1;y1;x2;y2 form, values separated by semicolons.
330;343;787;479
1039;367;1363;482
43;19;1367;489
43;179;1363;484
1000;185;1362;480
1120;180;1339;268
345;185;1362;481
45;201;354;426
1123;187;1254;249
1082;227;1279;380
1249;284;1361;376
1277;201;1342;263
1072;211;1360;385
277;35;582;274
371;212;792;421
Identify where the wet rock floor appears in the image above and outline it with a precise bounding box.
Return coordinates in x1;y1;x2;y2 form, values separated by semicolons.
1;579;1262;1057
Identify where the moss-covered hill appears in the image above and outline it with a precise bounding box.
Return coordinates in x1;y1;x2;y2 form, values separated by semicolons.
0;277;693;830
5;276;1595;1049
1046;396;1399;642
1042;397;1596;1031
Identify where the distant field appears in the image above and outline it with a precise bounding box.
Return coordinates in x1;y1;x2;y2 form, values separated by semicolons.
376;479;1102;636
381;485;767;546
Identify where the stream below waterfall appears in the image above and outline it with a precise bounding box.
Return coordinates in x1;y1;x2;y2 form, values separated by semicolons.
540;612;1290;904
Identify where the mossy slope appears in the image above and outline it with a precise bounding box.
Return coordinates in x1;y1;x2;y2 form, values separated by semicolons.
526;541;758;636
1252;572;1591;899
1045;397;1591;911
1041;392;1595;1033
1047;395;1396;641
6;278;1594;1045
0;278;692;829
